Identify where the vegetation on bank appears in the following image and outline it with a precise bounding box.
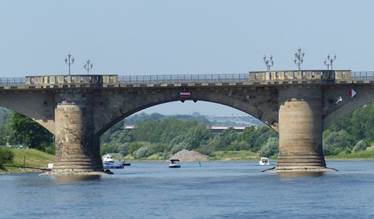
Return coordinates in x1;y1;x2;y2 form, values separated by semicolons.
0;147;14;169
326;145;374;160
0;112;54;172
323;103;374;156
0;148;54;173
0;113;54;153
101;117;278;160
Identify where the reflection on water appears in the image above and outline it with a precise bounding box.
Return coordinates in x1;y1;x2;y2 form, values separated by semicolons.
53;174;102;183
277;171;325;178
1;160;374;219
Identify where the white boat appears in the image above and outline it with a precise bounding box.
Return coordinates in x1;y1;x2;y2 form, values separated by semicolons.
102;154;125;169
102;154;114;163
168;159;181;168
259;157;270;166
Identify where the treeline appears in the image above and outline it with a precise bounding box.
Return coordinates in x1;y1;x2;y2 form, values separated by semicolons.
101;117;278;159
323;103;374;155
0;112;53;166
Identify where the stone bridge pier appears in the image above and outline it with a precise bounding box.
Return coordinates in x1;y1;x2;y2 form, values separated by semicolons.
52;91;103;175
276;87;326;172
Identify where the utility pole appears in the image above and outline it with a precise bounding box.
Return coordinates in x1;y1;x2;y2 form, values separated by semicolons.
263;55;274;71
83;60;93;74
324;55;336;70
65;54;75;75
294;48;305;70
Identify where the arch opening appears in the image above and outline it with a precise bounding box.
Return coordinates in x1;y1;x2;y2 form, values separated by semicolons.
322;102;374;158
0;106;54;166
99;100;278;161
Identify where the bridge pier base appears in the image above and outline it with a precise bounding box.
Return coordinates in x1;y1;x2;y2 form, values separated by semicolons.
276;87;327;172
52;93;103;175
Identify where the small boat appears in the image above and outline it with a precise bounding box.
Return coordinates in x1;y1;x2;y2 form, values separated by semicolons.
102;154;125;169
259;157;270;166
168;159;181;168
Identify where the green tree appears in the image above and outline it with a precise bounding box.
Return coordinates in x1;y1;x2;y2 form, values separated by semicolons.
0;147;14;167
8;113;53;151
323;130;355;155
258;137;278;157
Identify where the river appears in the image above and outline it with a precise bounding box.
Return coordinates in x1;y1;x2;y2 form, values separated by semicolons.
0;160;374;219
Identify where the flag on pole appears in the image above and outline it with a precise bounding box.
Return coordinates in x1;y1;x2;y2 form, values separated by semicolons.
347;88;357;98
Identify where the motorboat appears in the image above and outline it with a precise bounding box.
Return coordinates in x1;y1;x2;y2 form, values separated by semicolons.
168;159;181;168
102;154;125;169
259;157;270;166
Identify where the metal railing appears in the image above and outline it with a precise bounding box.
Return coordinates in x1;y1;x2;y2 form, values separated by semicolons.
0;77;25;86
118;73;249;84
352;71;374;81
0;71;372;87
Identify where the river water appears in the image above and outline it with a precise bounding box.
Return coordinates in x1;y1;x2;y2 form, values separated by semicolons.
0;160;374;219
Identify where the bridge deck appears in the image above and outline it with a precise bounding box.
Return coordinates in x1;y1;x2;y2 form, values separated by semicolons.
0;71;372;89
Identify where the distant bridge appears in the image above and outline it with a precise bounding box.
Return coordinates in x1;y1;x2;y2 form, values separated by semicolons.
124;125;248;132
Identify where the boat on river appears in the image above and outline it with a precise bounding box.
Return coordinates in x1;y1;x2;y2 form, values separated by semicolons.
168;159;181;168
259;157;270;166
102;154;126;169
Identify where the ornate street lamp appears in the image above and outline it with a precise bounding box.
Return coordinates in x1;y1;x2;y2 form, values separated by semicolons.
294;48;305;70
83;60;93;74
65;54;75;75
263;55;274;71
324;55;336;70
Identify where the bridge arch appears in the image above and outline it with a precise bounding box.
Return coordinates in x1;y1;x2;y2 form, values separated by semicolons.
0;91;55;134
323;85;374;128
94;87;279;136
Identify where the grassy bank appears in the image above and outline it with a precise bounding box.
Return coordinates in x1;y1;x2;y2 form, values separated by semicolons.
326;146;374;160
0;148;54;174
209;150;258;160
121;150;259;161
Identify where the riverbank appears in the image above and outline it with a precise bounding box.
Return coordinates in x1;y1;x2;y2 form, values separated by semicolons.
0;148;54;174
326;146;374;160
1;148;374;174
121;150;263;161
122;149;374;161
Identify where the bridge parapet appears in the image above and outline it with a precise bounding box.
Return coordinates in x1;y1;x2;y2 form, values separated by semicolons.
249;70;352;82
0;70;372;89
118;73;249;85
25;75;118;87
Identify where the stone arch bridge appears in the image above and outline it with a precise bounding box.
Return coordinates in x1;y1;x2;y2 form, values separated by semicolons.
0;70;373;175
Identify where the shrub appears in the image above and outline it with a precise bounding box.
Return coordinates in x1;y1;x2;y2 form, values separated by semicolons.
352;140;369;152
258;137;278;157
0;147;14;166
323;130;355;155
134;146;150;159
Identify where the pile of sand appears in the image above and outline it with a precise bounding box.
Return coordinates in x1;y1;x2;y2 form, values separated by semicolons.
169;149;208;162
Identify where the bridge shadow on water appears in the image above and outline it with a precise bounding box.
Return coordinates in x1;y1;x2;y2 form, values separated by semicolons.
276;171;325;178
52;175;102;183
50;170;328;184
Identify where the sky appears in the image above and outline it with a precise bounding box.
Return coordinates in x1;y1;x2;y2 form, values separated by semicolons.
0;0;373;115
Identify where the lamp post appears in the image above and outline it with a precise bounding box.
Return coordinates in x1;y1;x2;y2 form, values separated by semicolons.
263;55;274;71
65;54;75;75
83;60;93;74
324;55;336;70
294;48;305;70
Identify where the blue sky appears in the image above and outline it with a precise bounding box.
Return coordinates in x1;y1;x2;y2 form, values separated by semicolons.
0;0;372;115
